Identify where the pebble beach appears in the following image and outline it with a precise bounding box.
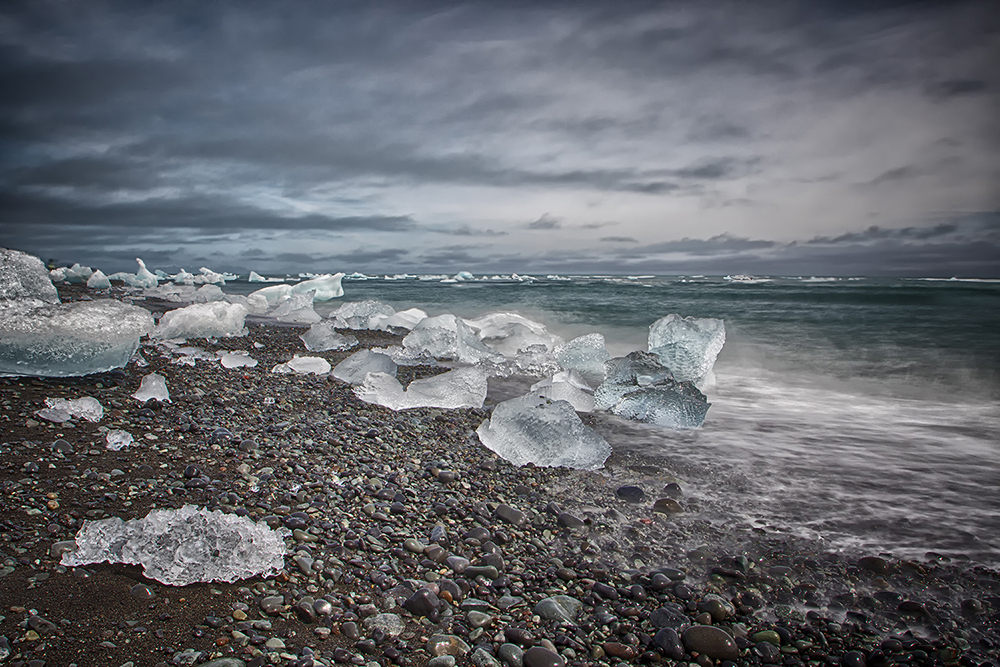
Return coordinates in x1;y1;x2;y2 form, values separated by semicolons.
1;285;998;667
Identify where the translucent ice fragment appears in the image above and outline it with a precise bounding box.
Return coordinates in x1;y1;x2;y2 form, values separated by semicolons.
36;396;104;423
272;355;331;375
220;352;258;368
554;333;610;384
0;300;155;377
106;430;135;451
0;248;60;304
369;307;427;331
193;267;225;285
61;505;289;586
291;273;345;301
224;293;269;315
192;284;226;303
124;258;158;289
172;269;195;285
248;271;267;282
249;284;292;307
456;319;504;364
529;376;594;412
86;270;111;290
402;314;461;359
271;290;321;323
353;372;408;410
332;349;397;384
647;314;725;382
132;373;170;402
64;263;94;284
466;313;561;357
153;302;248;340
476;389;610;469
330;300;396;329
354;367;487;410
300;321;358;352
594;351;710;429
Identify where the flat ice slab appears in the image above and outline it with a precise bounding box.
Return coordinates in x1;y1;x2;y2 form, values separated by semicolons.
300;321;358;352
332;349;397;384
35;397;104;423
647;314;725;383
355;367;487;410
272;355;331;375
153;302;248;340
61;505;288;586
476;389;610;470
594;351;710;429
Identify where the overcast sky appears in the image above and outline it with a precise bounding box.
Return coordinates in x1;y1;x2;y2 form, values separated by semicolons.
1;0;998;276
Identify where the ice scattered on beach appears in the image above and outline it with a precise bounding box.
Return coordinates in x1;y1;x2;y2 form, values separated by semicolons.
330;300;395;329
1;248;60;304
647;313;725;383
132;373;171;403
476;389;610;469
272;355;331;375
355;367;487;410
332;349;396;384
594;351;710;429
271;290;321;323
153;302;248;340
61;505;289;586
554;333;610;384
86;269;111;290
300;321;358;352
220;352;258;368
291;273;344;301
35;397;104;423
106;430;135;451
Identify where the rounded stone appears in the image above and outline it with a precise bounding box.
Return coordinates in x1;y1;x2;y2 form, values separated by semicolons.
427;634;471;657
653;498;683;514
363;613;406;637
522;646;565;667
129;584;156;600
428;657;457;667
682;626;739;660
616;485;645;503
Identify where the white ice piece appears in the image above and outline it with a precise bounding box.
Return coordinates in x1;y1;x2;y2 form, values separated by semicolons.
220;352;258;368
456;319;504;364
224;293;269;315
106;430;135;451
61;505;288;586
353;372;408;410
35;396;104;423
49;267;67;283
248;271;266;282
300;321;358;352
271;290;321;323
369;307;427;331
249;284;292;307
466;313;561;357
529;374;595;412
172;269;195;285
192;284;226;303
647;314;726;382
594;351;710;429
291;273;345;301
354;367;487;410
132;373;171;402
124;258;158;289
554;333;610;384
64;263;94;284
402;314;461;358
0;300;155;377
86;270;111;290
476;389;611;470
0;248;60;304
330;300;395;329
332;349;396;384
153;302;248;340
272;355;331;375
193;267;225;285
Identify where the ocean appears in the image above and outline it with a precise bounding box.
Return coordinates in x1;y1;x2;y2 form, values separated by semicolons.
226;274;1000;567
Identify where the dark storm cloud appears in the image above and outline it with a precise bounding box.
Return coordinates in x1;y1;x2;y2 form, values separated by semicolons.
637;234;777;256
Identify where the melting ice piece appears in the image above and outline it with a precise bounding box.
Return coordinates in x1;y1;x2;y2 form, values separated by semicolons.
554;333;610;384
192;284;226;303
220;352;258;368
49;267;67;283
153;302;248;339
0;300;155;377
224;293;269;315
106;430;135;451
291;273;345;301
476;389;611;469
529;375;595;412
647;314;725;382
36;397;104;423
193;267;225;285
330;300;396;329
61;505;288;586
249;284;292;307
456;319;504;364
466;312;562;357
300;321;358;352
354;372;408;410
594;351;710;429
86;270;111;290
272;355;331;375
124;258;158;289
248;271;267;282
132;373;170;402
402;314;460;358
332;349;396;384
369;307;427;331
271;290;321;323
354;367;487;410
0;248;60;304
64;263;94;284
172;269;195;285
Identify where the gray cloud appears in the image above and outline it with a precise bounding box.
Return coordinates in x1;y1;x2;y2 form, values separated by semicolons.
600;236;638;243
526;214;561;230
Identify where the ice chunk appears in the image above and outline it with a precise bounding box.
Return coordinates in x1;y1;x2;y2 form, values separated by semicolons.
64;263;94;284
0;300;154;377
466;313;562;357
647;314;725;382
291;273;345;301
36;396;104;423
369;307;427;331
594;351;710;429
355;367;487;410
220;352;258;368
49;267;67;283
106;429;135;451
272;355;331;375
476;389;611;469
250;284;293;307
86;269;111;289
192;284;226;303
172;269;195;285
132;373;171;402
224;293;269;315
0;248;60;304
300;321;358;352
193;267;225;285
330;300;396;329
248;271;267;282
123;258;158;289
554;333;610;384
402;314;461;358
529;375;595;412
332;349;396;384
153;302;248;339
61;505;288;586
531;369;592;392
456;319;504;364
271;290;321;323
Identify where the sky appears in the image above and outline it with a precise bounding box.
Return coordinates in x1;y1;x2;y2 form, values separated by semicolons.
1;0;998;277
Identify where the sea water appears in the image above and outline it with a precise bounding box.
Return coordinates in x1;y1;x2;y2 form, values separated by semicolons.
224;275;1000;566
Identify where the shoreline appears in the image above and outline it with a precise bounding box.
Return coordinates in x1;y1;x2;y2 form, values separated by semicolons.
0;285;997;666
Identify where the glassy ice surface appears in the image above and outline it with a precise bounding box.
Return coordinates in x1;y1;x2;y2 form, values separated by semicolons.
403;324;457;359
106;430;135;451
331;300;395;329
0;248;60;304
192;284;226;303
353;372;409;410
476;390;611;470
554;333;610;384
333;349;397;384
62;505;289;586
466;312;561;358
250;284;292;307
36;396;104;423
133;373;171;403
86;270;111;289
300;321;359;352
219;352;258;368
355;367;487;410
594;351;710;429
370;307;427;331
0;300;155;377
272;355;331;375
456;319;504;364
291;273;344;301
271;290;321;323
63;263;94;284
529;379;595;412
647;313;725;382
153;302;248;339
